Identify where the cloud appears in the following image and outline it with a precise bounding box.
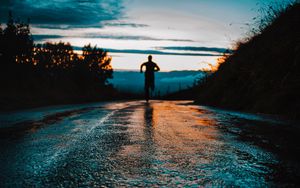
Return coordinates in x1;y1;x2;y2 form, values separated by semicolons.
157;46;234;53
103;22;149;28
32;33;195;42
33;34;63;41
104;49;220;56
31;35;224;57
82;34;194;42
71;46;221;56
0;0;124;27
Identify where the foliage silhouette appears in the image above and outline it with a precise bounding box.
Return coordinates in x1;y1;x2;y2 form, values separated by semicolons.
0;12;116;110
193;2;300;118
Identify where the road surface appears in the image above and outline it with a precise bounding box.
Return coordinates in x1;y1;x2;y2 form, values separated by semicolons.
0;100;299;187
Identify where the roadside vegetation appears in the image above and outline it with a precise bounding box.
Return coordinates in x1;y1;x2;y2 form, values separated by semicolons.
0;12;117;111
194;1;300;118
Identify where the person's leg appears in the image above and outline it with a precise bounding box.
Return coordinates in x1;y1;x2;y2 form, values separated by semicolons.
149;76;155;99
145;76;151;102
145;86;149;102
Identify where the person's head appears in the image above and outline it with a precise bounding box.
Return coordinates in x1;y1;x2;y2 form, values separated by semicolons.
148;55;152;61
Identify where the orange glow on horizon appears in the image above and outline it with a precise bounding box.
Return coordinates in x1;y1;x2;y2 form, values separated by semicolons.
200;55;228;73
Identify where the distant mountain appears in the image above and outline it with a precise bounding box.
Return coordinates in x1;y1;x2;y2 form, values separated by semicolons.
194;3;300;118
109;70;206;96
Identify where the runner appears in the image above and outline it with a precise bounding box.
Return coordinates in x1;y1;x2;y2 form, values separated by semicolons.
140;55;160;102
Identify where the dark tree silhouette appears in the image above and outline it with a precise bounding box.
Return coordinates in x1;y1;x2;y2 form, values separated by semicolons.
0;23;3;58
33;42;74;69
0;12;117;110
82;44;113;86
2;11;33;67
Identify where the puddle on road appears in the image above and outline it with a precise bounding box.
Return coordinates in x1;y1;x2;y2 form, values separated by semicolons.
110;101;278;187
1;100;298;187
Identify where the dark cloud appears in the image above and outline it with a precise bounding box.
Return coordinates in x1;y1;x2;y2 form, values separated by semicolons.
32;35;222;57
82;34;194;42
83;34;161;40
0;0;124;27
103;22;149;28
105;49;220;56
158;46;234;53
32;35;63;41
32;33;195;42
33;24;97;30
72;46;221;56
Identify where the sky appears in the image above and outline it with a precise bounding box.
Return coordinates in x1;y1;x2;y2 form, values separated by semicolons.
0;0;284;71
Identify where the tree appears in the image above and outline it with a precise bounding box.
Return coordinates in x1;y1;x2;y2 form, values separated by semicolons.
1;11;33;66
0;11;116;107
0;23;3;34
33;42;74;69
82;44;113;85
0;23;3;58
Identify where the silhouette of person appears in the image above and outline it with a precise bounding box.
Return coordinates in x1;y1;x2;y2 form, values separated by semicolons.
140;55;160;102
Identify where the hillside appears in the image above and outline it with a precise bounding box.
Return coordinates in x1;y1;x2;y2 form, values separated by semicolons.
195;3;300;118
110;70;205;96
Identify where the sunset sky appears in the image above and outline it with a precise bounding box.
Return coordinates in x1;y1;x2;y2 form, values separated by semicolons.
0;0;282;71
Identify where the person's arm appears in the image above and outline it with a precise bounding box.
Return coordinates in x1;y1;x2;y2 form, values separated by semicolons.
154;63;160;72
140;63;145;73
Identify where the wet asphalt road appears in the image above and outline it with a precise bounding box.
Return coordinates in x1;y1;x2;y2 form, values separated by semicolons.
0;100;299;187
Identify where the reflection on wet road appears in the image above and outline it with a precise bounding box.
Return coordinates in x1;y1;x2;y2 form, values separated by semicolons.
0;100;299;187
